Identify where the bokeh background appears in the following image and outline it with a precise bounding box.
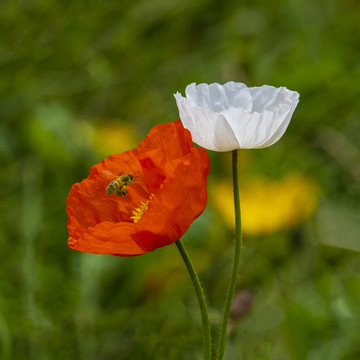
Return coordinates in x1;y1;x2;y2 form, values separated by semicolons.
1;0;359;359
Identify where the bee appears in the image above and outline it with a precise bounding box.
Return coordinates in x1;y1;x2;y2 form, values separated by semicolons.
106;174;134;197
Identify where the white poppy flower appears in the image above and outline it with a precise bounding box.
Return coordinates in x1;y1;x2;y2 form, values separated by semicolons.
174;82;300;152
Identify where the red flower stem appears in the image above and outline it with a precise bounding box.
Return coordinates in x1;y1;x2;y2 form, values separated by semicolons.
175;239;212;360
216;149;243;360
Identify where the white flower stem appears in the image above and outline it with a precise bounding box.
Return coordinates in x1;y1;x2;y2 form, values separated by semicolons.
216;149;243;360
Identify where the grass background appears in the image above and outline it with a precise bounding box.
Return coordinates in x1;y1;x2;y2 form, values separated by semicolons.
1;0;359;359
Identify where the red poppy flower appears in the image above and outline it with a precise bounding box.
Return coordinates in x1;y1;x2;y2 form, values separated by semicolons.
66;120;210;256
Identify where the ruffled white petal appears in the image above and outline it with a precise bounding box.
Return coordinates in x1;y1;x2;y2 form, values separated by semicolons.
174;92;240;151
174;82;300;151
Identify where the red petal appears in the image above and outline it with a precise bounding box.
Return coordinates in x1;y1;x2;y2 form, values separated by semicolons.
66;150;148;228
133;147;210;252
66;121;210;256
68;221;146;256
138;120;193;193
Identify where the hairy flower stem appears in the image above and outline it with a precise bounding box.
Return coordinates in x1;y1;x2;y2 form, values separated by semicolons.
175;239;212;360
216;149;243;360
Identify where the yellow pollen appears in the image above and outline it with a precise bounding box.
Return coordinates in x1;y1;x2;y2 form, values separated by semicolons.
131;194;154;223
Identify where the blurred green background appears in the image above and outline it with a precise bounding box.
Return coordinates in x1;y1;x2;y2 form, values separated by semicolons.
1;0;359;359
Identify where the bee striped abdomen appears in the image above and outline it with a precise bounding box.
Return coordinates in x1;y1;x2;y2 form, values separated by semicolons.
106;174;134;197
106;179;123;195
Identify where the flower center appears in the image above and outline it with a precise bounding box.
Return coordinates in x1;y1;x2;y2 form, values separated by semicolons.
130;194;154;223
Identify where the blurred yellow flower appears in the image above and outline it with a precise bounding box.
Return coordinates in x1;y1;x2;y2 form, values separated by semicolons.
92;121;139;156
210;174;318;236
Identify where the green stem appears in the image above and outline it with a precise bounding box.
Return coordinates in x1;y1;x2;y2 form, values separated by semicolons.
175;239;212;360
216;149;243;360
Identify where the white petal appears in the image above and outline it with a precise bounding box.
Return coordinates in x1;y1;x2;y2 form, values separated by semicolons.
174;82;300;151
174;92;240;151
185;82;252;112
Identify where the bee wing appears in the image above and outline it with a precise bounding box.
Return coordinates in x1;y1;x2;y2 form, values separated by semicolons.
102;170;117;178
